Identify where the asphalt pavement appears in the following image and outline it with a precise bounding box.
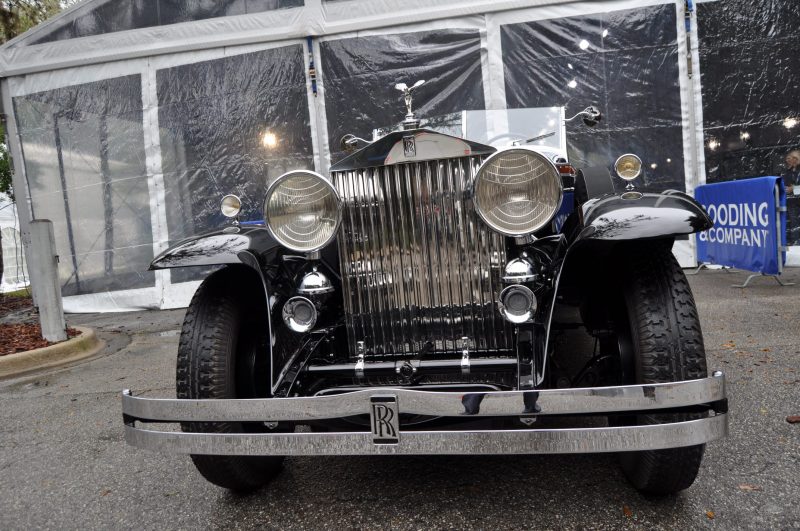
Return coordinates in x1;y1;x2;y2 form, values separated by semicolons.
1;268;798;530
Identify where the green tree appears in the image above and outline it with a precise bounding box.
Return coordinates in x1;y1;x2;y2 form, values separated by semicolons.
0;1;65;43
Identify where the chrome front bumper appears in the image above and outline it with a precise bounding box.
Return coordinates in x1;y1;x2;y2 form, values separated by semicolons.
122;372;728;456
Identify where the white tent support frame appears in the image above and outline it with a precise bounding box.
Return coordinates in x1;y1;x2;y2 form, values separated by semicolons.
2;0;716;311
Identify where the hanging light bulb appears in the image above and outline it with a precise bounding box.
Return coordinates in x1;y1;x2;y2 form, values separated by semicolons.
262;131;278;148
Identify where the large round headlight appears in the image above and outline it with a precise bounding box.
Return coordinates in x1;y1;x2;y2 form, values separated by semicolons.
264;170;341;252
473;148;563;236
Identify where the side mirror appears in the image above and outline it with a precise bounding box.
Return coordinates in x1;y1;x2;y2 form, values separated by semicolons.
341;133;368;153
565;106;603;128
341;134;356;152
582;106;602;128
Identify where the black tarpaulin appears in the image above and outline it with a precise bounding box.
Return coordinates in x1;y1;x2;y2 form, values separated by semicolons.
697;0;800;245
502;3;685;193
156;44;314;283
320;29;485;163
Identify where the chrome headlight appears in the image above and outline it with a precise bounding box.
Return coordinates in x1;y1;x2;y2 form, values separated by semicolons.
615;154;642;181
264;170;342;253
473;148;563;236
220;194;242;218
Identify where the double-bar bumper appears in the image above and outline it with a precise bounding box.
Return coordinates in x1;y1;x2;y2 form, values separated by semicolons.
122;372;728;456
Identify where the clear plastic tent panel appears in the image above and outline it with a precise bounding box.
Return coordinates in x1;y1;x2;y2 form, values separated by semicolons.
156;44;314;284
320;29;486;164
697;0;800;246
374;108;566;152
13;74;154;296
23;0;304;46
501;3;685;193
0;195;29;291
1;227;29;291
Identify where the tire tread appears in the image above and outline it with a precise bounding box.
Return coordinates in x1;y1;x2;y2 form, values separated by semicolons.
176;271;281;491
620;243;708;495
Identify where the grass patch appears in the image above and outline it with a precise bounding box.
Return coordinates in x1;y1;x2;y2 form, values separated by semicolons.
2;287;32;298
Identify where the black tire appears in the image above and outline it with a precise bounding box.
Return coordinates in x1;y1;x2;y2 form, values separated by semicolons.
615;242;708;495
176;268;284;492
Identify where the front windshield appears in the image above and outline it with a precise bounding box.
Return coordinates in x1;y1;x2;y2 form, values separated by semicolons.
372;107;566;154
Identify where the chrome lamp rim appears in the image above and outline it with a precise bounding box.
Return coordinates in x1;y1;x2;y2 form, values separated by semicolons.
263;169;343;253
472;147;564;237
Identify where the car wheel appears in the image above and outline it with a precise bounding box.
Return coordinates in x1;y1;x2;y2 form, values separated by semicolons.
176;268;284;492
614;241;709;495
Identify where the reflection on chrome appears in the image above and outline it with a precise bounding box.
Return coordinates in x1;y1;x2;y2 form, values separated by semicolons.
333;156;511;359
264;170;342;253
473;148;562;236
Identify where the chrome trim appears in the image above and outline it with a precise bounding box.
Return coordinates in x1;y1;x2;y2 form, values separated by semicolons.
460;336;470;375
369;394;401;444
314;383;504;396
330;130;496;172
502;257;537;284
395;79;426;129
282;296;317;333
355;341;366;376
122;373;726;422
220;194;242;219
263;170;343;253
297;268;334;295
614;153;643;181
309;357;516;376
124;415;727;456
499;284;536;324
472;147;564;237
333;156;511;359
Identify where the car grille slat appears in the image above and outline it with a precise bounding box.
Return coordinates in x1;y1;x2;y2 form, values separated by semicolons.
333;155;511;360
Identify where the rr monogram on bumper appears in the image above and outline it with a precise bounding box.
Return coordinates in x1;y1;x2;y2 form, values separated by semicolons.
370;395;400;444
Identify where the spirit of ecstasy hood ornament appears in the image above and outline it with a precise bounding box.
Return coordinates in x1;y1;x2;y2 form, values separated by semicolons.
394;79;425;129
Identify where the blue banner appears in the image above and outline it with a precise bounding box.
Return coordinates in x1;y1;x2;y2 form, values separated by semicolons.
695;176;786;275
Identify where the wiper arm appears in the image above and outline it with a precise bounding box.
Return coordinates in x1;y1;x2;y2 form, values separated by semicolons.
522;131;556;144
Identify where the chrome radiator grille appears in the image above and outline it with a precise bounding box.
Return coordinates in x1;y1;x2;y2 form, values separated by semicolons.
333;156;512;360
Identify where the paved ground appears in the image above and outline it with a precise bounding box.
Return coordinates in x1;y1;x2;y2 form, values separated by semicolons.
1;268;798;530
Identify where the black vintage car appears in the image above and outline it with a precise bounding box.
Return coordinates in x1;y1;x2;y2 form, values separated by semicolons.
122;92;728;495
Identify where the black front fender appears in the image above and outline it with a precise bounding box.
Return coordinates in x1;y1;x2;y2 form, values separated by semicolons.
149;226;278;271
552;190;713;315
575;190;712;243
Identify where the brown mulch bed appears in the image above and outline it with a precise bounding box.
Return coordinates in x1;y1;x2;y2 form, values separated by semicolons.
0;294;79;356
0;323;80;356
0;293;35;315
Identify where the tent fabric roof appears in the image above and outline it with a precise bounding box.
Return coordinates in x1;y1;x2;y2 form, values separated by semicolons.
0;0;577;77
